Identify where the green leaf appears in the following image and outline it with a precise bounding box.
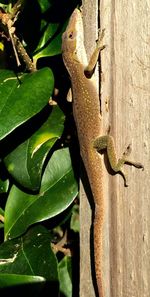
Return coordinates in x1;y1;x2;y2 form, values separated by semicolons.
0;208;4;216
4;148;78;240
0;225;58;278
0;68;54;140
37;0;52;13
32;0;67;60
70;205;79;233
0;274;45;292
0;225;59;295
0;3;10;12
33;21;67;61
0;273;45;289
4;106;65;191
0;178;9;194
59;256;72;297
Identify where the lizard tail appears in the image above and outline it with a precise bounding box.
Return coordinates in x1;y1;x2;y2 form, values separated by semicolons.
94;208;105;297
82;149;105;297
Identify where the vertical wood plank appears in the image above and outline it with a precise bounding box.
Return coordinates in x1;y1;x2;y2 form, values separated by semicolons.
100;1;149;297
80;0;149;297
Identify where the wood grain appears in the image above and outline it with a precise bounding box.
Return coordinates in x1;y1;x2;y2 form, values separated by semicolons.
80;0;149;296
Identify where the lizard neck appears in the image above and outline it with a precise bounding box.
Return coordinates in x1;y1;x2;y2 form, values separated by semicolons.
63;51;87;78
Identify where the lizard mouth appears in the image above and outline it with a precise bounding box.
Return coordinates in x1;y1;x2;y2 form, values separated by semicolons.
68;8;81;28
65;9;82;40
62;8;87;65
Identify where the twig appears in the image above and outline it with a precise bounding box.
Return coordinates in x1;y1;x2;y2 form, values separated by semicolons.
0;2;36;72
51;243;71;256
0;214;4;223
13;34;36;72
10;0;24;19
8;21;21;67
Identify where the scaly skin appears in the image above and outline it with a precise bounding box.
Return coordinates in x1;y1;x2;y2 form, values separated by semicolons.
62;9;105;296
62;8;143;297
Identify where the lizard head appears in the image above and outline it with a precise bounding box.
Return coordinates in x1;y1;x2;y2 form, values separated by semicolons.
62;8;84;56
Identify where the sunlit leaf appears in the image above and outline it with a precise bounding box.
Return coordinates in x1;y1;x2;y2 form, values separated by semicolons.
33;21;67;61
0;274;45;293
4;106;65;191
0;68;54;140
4;148;78;240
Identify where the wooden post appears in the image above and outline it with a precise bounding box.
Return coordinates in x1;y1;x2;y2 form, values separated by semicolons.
80;0;149;296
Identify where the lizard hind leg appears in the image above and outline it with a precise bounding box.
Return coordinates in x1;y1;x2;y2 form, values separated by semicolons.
93;135;144;187
123;144;144;169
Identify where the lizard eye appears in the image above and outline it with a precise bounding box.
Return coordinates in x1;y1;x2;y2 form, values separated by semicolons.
68;31;74;39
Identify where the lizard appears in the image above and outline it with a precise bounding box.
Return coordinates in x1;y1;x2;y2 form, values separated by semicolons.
61;8;144;297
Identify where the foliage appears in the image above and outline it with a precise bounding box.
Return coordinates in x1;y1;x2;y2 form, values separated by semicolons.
0;0;81;296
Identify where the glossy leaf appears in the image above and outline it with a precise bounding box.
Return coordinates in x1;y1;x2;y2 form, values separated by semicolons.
4;106;65;191
32;0;65;59
4;148;78;240
0;68;54;140
33;17;67;61
0;273;46;294
0;225;58;279
59;256;72;297
0;274;45;295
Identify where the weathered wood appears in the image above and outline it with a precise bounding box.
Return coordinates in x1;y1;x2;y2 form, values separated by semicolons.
80;0;149;296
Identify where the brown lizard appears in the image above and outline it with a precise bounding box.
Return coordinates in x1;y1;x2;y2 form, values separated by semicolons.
62;8;143;297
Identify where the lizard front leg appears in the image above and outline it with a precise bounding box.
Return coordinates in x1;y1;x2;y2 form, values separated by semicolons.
93;135;144;186
84;29;105;78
